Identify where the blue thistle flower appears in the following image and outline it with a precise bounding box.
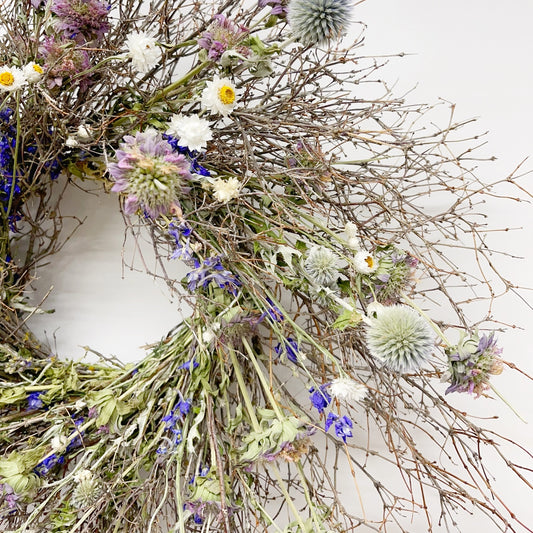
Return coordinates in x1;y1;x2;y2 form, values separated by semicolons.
288;0;353;46
366;305;433;373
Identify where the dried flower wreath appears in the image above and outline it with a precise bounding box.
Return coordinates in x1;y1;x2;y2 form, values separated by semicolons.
0;0;531;532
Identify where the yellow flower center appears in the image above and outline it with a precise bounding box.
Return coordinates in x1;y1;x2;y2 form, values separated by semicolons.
0;72;15;86
33;64;43;74
218;85;235;105
364;255;374;269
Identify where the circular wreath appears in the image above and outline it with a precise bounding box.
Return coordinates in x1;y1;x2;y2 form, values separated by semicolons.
0;1;531;532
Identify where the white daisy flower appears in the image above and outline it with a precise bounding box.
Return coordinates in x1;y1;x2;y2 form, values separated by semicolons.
201;75;238;116
329;378;367;402
166;114;213;152
0;66;26;92
212;177;241;202
23;62;43;83
353;250;377;274
125;31;161;73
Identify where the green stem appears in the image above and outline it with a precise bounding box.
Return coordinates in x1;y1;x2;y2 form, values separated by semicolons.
147;60;210;107
241;337;284;420
228;346;260;431
489;382;527;423
296;461;324;531
400;291;452;346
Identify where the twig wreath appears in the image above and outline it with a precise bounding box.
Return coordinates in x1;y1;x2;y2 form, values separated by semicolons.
0;0;532;531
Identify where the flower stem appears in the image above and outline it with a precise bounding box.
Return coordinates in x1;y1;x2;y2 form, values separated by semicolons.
147;60;210;107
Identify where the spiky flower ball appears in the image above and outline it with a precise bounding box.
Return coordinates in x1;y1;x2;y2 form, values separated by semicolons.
287;0;353;46
71;469;101;508
304;245;339;286
366;305;433;373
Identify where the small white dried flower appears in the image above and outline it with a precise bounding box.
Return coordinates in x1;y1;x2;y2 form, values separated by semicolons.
304;245;339;286
125;31;161;73
344;222;360;250
51;435;68;452
329;378;367;402
212;177;241;203
166;114;213;152
366;301;384;318
65;136;79;147
76;124;92;140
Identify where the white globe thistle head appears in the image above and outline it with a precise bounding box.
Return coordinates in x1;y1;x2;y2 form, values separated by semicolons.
166;114;213;152
366;305;434;373
288;0;354;46
212;176;241;202
329;378;367;403
125;31;161;73
23;61;44;83
304;245;339;286
0;66;27;92
72;469;101;508
201;75;238;116
353;250;377;274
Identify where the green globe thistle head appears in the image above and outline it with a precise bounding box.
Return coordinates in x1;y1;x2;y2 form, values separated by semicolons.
288;0;354;46
366;305;433;373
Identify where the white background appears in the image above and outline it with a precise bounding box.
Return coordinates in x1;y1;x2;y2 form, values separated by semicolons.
27;1;533;530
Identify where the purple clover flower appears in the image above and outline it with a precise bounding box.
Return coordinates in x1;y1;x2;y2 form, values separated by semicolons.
39;36;91;89
198;14;249;61
274;337;299;363
108;130;191;218
325;413;353;443
51;0;111;43
259;0;288;16
186;256;241;296
309;384;331;414
446;332;503;396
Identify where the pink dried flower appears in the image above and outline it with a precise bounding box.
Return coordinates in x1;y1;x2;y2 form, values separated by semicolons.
51;0;111;43
39;36;90;89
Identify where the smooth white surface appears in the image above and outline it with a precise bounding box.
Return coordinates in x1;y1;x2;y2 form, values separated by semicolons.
26;2;533;530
